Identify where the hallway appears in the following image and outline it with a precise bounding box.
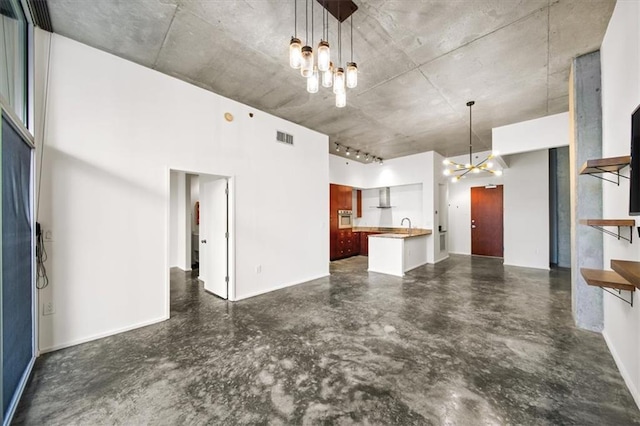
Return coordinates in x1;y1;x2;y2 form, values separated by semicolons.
14;256;640;424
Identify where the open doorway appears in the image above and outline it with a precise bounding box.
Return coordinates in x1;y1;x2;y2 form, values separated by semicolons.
169;170;234;302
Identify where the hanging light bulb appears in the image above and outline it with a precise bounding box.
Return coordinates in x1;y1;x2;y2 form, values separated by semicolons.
443;169;451;176
300;0;313;78
346;62;358;89
318;40;330;72
346;15;358;88
289;1;301;69
494;170;503;176
451;176;459;183
290;38;302;69
307;66;319;93
334;67;345;94
336;91;346;108
322;62;333;88
301;46;314;78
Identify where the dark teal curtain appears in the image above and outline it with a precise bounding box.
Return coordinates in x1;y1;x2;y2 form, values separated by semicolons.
2;113;32;416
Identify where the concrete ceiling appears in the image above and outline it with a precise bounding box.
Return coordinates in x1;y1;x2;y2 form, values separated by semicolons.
46;0;615;162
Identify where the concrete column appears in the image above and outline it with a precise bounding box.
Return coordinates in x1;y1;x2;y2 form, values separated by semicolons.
569;51;603;331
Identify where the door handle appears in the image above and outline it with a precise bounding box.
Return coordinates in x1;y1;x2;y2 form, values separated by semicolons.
201;239;207;243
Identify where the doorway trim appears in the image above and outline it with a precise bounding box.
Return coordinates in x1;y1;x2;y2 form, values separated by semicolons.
165;167;236;317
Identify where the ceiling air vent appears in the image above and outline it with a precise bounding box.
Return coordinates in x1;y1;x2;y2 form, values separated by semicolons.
276;131;294;146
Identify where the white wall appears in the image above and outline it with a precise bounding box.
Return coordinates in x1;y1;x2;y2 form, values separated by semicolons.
190;174;199;233
493;112;569;156
355;184;423;228
503;150;550;270
600;0;640;408
448;174;503;255
169;171;191;271
35;32;329;352
446;149;549;270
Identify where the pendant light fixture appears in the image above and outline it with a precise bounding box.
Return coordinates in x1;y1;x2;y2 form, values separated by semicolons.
289;0;302;69
443;101;501;182
346;14;358;89
322;61;334;88
288;0;359;107
317;3;330;72
300;0;314;78
307;66;319;93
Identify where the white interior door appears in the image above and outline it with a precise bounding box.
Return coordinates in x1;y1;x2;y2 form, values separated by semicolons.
199;176;228;299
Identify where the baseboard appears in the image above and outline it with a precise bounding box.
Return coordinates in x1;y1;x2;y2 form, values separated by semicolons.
448;251;470;256
433;255;450;264
39;315;169;354
233;273;330;301
602;330;640;410
503;262;550;271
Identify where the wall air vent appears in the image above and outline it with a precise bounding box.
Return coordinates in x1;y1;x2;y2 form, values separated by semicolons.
24;0;53;32
276;131;294;146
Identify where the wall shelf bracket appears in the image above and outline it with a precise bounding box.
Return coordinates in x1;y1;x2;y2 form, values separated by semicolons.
579;155;630;186
602;288;634;306
579;219;635;244
584;168;629;185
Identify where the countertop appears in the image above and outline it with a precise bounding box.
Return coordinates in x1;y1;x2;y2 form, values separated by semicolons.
368;229;432;239
352;227;432;235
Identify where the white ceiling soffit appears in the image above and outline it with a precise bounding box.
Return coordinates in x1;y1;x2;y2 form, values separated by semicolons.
46;0;615;162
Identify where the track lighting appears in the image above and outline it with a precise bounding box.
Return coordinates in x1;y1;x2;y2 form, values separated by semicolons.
335;143;340;152
356;151;360;159
346;147;350;156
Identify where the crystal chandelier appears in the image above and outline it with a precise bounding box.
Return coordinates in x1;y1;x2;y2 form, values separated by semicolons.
443;101;502;182
289;0;358;108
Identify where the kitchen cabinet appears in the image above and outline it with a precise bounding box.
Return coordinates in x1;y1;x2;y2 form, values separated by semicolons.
330;184;355;260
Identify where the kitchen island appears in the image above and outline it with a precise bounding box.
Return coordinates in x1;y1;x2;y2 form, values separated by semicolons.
368;229;432;277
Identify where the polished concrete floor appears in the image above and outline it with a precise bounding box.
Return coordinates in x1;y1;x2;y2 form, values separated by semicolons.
14;255;640;425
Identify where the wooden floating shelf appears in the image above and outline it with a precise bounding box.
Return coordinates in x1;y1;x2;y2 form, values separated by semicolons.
580;155;630;174
579;219;636;243
579;155;630;185
581;268;636;292
611;260;640;289
579;219;635;227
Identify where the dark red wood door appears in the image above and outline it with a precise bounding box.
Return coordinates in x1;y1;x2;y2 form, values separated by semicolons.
471;185;504;257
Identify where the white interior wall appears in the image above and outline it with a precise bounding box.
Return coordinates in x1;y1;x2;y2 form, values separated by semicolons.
190;174;199;232
600;0;640;408
503;150;550;270
493;112;569;156
35;32;329;352
447;174;503;255
446;149;549;269
355;184;423;228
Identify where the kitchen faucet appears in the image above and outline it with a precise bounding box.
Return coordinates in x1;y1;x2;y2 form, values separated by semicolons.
401;217;412;234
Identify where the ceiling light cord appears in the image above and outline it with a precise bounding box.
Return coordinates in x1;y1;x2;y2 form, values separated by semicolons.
350;14;353;62
469;101;472;165
294;0;297;38
311;0;314;46
305;0;308;43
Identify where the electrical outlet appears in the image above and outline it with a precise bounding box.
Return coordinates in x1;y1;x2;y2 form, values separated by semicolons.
44;229;53;242
256;265;262;274
43;301;55;316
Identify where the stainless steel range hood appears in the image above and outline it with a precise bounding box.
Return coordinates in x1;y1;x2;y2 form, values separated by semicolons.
377;187;393;208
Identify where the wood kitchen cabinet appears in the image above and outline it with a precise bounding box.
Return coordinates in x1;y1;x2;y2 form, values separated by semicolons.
329;183;356;260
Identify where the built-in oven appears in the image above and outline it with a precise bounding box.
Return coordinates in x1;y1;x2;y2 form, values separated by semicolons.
337;210;353;229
